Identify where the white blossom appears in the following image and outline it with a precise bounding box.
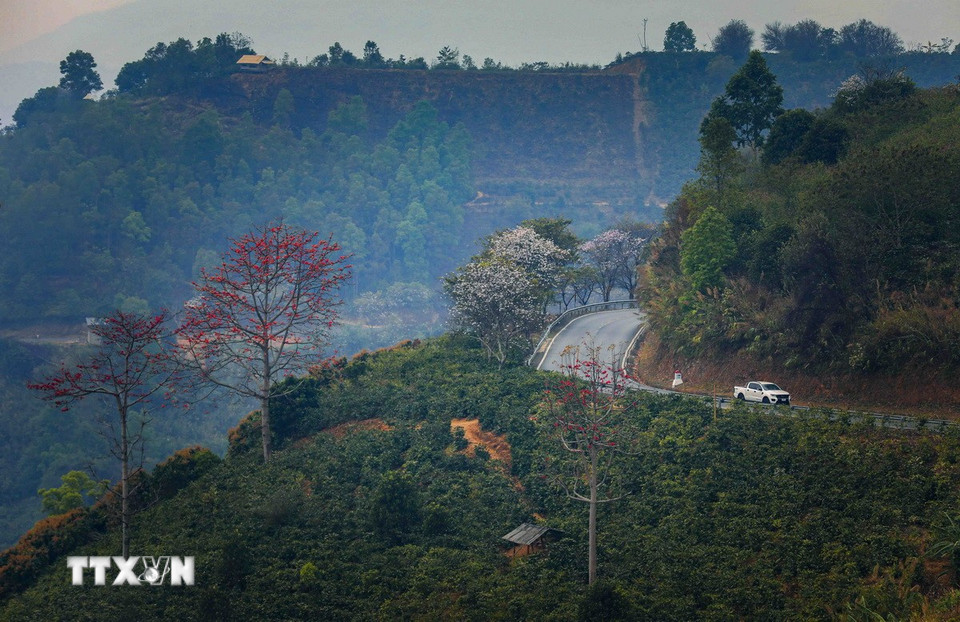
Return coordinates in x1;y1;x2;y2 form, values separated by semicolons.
445;258;543;365
486;225;570;289
579;228;647;300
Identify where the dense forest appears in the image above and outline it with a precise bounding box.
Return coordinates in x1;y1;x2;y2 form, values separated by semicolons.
4;29;960;329
1;92;472;323
5;337;960;619
640;60;960;389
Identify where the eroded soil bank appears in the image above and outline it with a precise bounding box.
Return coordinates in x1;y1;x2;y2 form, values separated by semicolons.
634;332;960;419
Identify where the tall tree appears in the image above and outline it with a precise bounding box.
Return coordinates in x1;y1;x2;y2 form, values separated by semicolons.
29;311;174;557
711;19;754;62
38;471;107;516
838;19;904;57
784;19;827;61
579;228;648;301
362;40;386;67
444;258;543;366
59;50;103;97
556;265;599;311
697;115;742;201
663;21;697;52
435;46;461;70
680;206;736;291
177;220;350;462
764;20;827;61
705;50;783;151
541;342;638;585
761;21;787;52
327;42;357;66
520;217;580;257
761;108;816;165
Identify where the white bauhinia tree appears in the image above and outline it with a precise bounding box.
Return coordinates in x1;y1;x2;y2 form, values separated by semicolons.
579;229;648;301
485;226;570;290
444;258;543;366
446;224;573;363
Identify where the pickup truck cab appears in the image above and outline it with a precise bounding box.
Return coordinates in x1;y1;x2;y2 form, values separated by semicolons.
734;381;790;405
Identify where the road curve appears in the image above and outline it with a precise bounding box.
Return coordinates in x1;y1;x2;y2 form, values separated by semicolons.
535;308;676;395
537;308;646;373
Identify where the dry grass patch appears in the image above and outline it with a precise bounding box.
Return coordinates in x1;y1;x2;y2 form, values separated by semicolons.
324;418;393;439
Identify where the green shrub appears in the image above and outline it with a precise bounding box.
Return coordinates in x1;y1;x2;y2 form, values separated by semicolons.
150;446;220;500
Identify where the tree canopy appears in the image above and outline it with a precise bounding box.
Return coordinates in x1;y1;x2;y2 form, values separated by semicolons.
711;19;754;62
177;220;350;462
58;50;102;97
643;83;960;375
664;21;697;53
704;50;784;149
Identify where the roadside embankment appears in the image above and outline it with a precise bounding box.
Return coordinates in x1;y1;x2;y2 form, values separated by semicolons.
634;331;960;419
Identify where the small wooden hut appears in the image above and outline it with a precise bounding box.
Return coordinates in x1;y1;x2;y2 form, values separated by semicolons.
502;523;562;558
236;55;276;72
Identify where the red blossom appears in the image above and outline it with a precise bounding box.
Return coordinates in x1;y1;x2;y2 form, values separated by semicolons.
174;219;351;462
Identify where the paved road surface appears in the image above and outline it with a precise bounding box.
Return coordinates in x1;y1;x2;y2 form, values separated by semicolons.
534;307;957;429
535;308;691;396
537;308;646;373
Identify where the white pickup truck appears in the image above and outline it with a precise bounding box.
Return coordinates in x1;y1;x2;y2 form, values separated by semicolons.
734;381;790;405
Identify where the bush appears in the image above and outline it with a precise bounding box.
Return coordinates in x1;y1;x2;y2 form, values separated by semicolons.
227;411;261;457
0;507;102;599
150;446;221;499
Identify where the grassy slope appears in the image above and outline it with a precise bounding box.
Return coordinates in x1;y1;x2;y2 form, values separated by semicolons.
639;87;960;417
5;336;960;619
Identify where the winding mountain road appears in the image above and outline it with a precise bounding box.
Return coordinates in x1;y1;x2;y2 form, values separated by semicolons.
533;306;957;429
535;307;673;394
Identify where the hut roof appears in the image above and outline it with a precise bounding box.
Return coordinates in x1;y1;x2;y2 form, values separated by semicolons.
502;523;560;546
236;54;275;65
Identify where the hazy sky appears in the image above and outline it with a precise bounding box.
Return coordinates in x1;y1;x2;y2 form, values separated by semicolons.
2;0;959;62
0;0;132;51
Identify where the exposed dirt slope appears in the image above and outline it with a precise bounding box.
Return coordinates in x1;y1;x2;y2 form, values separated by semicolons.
634;332;960;419
324;418;393;439
450;418;512;467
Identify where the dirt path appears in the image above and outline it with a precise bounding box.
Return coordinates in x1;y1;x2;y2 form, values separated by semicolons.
450;418;512;468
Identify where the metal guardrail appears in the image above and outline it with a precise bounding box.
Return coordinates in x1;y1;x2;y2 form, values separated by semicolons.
700;396;960;434
527;300;639;368
528;302;958;435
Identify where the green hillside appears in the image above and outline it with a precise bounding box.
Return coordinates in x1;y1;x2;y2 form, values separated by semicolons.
640;81;960;403
3;35;960;613
4;337;960;619
3;40;959;329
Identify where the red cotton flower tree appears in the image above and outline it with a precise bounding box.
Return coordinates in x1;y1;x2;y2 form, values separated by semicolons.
176;220;350;463
29;311;174;557
542;341;639;585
